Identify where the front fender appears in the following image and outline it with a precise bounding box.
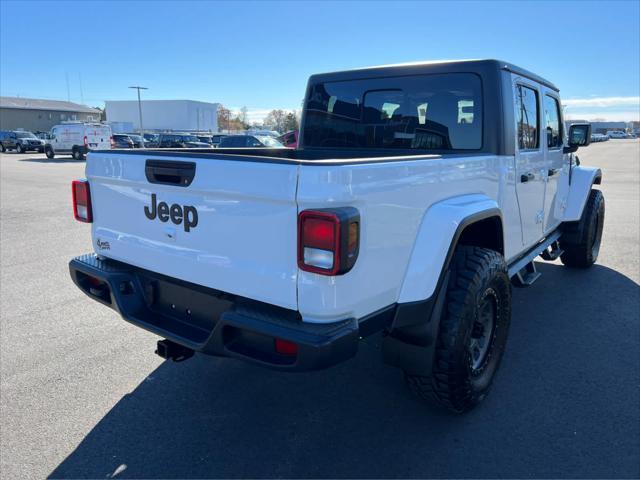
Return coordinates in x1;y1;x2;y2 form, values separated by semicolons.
397;194;501;303
564;166;602;222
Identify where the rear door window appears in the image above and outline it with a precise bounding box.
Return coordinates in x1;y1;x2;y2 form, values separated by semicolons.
515;85;539;150
544;95;562;149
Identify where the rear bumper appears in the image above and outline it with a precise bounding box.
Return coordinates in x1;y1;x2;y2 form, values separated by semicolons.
69;254;393;371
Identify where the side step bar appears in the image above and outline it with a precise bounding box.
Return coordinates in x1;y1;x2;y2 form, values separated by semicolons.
508;230;562;287
513;262;541;287
540;240;564;261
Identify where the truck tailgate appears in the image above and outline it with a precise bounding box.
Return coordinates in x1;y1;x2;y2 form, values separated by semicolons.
86;152;299;310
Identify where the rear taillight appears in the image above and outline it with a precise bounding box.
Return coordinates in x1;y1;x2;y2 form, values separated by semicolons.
72;179;92;223
83;135;88;146
110;136;114;148
298;208;360;275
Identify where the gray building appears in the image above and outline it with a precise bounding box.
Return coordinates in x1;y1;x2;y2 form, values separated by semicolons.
0;97;102;132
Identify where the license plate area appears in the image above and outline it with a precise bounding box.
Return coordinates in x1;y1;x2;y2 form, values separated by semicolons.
137;271;234;343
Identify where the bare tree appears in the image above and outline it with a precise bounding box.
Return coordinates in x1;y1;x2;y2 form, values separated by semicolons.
263;109;288;133
217;104;231;132
239;106;248;126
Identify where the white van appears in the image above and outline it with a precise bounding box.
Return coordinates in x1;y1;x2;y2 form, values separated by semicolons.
45;123;112;160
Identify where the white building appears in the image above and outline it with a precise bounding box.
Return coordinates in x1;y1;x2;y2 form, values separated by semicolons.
105;100;219;132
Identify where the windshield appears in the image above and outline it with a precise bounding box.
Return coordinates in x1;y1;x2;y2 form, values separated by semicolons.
178;135;199;142
255;136;284;147
15;131;36;138
128;135;142;141
303;73;483;151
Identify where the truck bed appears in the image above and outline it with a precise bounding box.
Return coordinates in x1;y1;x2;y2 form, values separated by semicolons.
99;147;448;165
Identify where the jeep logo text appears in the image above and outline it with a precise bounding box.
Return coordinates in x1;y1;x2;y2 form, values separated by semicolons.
144;193;198;232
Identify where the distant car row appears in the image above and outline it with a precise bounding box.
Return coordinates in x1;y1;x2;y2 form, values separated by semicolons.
590;130;637;142
1;125;301;160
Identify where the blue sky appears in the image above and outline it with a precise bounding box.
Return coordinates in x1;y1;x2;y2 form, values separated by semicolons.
1;0;639;122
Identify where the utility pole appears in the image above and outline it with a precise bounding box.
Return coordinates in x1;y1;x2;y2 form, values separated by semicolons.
129;86;148;135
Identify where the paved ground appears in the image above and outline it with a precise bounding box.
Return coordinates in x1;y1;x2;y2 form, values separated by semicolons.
1;141;639;479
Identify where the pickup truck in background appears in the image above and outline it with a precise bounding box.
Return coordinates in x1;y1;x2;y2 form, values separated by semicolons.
69;59;603;413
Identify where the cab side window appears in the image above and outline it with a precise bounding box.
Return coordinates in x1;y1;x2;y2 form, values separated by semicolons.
515;85;539;150
544;95;562;149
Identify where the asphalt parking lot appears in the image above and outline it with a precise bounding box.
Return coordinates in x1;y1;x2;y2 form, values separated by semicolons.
1;141;639;479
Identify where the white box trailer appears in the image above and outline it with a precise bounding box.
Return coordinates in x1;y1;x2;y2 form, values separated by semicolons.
107;121;134;134
106;100;219;132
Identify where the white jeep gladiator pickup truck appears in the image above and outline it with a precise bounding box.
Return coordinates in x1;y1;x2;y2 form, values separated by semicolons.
69;60;603;412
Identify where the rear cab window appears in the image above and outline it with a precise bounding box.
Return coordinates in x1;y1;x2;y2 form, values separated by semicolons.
303;73;483;151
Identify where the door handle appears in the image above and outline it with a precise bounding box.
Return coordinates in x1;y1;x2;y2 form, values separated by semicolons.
520;172;535;183
548;168;559;177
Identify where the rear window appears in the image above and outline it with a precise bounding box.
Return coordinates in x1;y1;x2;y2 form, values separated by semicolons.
303;73;483;151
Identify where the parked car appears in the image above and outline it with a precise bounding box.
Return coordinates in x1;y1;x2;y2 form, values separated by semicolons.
45;123;112;160
143;133;160;148
278;130;298;148
196;135;214;145
590;133;608;142
211;134;227;147
0;130;45;153
158;133;210;148
112;134;135;149
245;129;280;137
69;59;603;413
126;134;146;148
143;134;160;148
218;135;284;148
607;130;627;139
35;132;52;141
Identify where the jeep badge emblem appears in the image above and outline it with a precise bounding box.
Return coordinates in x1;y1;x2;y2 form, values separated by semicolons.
144;193;198;232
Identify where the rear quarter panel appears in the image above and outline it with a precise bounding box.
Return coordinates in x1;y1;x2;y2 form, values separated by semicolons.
296;154;521;323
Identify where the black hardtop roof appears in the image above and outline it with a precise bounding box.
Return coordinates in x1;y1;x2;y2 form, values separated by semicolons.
308;59;559;92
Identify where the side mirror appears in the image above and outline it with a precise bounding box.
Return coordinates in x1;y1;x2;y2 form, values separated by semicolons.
564;123;591;153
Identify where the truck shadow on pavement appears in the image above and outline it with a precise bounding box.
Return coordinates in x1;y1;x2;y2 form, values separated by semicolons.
49;262;639;479
18;157;84;164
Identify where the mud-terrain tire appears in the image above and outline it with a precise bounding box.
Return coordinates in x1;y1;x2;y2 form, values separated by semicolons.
560;189;604;268
405;246;512;413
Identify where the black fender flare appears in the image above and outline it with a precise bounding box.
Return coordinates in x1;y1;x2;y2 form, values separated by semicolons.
382;208;503;375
